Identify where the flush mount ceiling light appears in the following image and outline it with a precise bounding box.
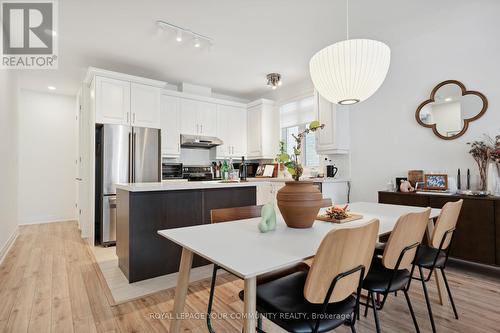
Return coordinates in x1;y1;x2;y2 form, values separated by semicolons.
156;20;214;49
309;0;390;105
267;73;282;90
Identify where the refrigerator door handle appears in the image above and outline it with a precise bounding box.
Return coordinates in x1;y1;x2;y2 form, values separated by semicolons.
132;132;137;182
128;132;132;183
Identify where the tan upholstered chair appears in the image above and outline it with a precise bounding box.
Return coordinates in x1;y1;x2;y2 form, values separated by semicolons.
412;199;463;333
362;208;431;333
253;219;379;333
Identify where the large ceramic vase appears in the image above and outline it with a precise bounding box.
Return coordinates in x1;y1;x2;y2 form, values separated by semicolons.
277;181;323;228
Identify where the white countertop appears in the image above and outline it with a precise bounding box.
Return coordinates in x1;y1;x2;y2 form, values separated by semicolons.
116;180;264;192
246;177;350;183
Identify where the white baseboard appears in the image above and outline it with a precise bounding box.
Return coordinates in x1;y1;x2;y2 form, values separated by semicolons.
18;217;77;225
0;228;19;265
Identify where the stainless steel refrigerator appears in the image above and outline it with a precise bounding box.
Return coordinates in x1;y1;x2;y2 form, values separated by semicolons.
96;124;160;245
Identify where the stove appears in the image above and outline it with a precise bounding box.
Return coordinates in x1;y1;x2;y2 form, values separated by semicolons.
182;165;214;181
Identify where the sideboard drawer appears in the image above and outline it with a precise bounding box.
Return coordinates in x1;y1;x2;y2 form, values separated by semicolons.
378;192;429;207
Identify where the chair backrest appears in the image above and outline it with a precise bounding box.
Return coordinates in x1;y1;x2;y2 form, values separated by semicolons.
382;208;431;270
304;219;379;304
431;199;463;249
210;205;263;224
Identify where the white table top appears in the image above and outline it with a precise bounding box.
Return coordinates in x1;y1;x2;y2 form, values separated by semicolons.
158;202;440;279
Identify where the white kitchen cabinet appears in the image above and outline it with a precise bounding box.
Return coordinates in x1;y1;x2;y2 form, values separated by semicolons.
197;101;217;136
322;181;350;204
215;105;247;158
257;183;273;205
180;99;198;134
231;107;247;157
94;76;131;125
179;98;217;136
247;99;279;159
160;95;181;156
315;90;350;154
131;83;161;129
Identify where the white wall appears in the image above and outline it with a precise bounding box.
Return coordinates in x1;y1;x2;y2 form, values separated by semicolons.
0;71;19;259
349;2;500;202
18;90;77;224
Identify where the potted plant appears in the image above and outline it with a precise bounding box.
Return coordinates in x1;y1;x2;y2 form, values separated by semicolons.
277;121;325;228
468;135;498;192
276;141;289;178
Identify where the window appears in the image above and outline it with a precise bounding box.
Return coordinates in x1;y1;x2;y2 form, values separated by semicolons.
281;123;319;167
279;96;320;167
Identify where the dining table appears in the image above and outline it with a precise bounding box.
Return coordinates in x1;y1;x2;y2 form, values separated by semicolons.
158;201;441;333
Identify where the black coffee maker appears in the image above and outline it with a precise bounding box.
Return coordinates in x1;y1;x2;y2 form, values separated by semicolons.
327;165;338;178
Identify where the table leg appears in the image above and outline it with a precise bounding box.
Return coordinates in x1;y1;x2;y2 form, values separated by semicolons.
243;277;257;333
170;248;194;333
426;218;444;306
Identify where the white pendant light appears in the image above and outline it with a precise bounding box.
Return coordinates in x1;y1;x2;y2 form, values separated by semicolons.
309;0;390;105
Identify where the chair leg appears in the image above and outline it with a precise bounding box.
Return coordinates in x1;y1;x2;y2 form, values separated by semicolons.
370;292;381;333
440;268;459;319
403;289;420;333
364;291;371;318
350;321;357;333
418;266;436;333
207;265;219;333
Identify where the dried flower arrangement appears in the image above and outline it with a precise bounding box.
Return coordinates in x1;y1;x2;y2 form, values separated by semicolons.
467;134;500;191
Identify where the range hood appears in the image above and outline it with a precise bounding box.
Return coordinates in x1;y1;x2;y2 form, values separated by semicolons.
180;134;223;148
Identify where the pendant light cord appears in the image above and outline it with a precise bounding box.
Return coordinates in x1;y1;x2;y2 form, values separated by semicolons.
346;0;349;40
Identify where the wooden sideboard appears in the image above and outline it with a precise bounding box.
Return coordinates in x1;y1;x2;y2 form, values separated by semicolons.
378;191;500;266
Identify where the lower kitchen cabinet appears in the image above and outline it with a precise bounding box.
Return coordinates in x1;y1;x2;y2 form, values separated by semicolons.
378;191;500;266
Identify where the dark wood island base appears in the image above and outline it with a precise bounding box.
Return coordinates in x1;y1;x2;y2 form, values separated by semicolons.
117;186;256;283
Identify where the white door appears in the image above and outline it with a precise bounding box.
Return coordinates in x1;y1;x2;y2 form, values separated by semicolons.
95;76;131;125
131;83;161;128
247;106;262;158
197;101;217;136
160;95;181;156
230;107;247;157
179;98;199;135
215;105;231;157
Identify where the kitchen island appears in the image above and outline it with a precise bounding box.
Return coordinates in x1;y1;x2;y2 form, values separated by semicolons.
116;181;260;282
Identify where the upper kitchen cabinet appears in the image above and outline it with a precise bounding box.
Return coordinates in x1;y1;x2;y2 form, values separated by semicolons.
197;101;217;136
94;76;131;125
179;98;217;136
85;67;166;128
160;95;181;157
247;99;279;159
314;91;350;154
215;104;247;158
130;83;161;129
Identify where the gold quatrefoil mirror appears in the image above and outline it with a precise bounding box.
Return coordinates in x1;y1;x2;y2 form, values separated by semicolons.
416;80;488;140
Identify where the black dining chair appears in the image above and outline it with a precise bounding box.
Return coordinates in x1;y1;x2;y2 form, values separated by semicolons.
411;199;463;333
206;205;312;333
361;208;431;333
243;219;380;333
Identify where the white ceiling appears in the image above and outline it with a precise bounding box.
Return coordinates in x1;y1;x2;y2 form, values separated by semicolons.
17;0;472;99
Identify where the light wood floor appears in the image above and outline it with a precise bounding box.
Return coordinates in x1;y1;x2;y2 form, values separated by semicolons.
1;221;499;333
